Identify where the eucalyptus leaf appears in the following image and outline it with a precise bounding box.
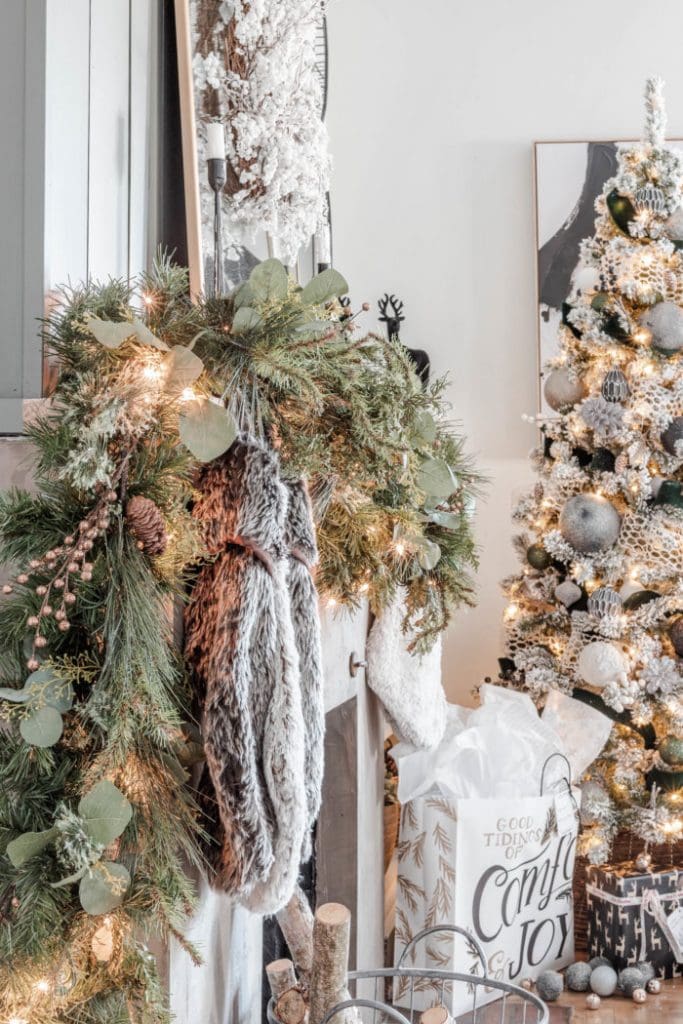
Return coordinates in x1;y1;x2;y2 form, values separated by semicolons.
416;539;442;571
413;410;437;444
300;269;348;306
79;780;133;845
130;319;169;351
249;259;288;304
79;861;131;915
232;281;255;309
6;827;58;868
51;865;89;889
24;667;73;712
232;307;262;332
0;686;31;704
166;345;204;390
293;319;332;340
178;398;237;463
20;706;64;747
86;317;136;349
416;458;458;499
427;509;462;531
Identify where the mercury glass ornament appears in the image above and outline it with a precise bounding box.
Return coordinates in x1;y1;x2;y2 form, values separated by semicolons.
602;368;630;403
634;184;666;214
661;417;683;456
635;850;653;872
659;735;683;766
632;989;647;1004
646;978;661;994
587;586;623;619
641;302;683;354
559;494;621;553
543;368;586;412
586;993;601;1010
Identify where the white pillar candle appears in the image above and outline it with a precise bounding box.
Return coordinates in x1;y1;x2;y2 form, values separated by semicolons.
206;121;225;160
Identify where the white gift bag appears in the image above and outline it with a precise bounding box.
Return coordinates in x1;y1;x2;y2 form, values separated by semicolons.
394;779;579;1015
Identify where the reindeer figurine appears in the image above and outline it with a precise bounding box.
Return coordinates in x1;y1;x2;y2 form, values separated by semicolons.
377;292;430;386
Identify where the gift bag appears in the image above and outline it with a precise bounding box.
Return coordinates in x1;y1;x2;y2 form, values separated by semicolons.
586;862;683;977
394;784;578;1016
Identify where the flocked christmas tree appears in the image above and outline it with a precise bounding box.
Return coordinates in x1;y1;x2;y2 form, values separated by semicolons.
502;78;683;865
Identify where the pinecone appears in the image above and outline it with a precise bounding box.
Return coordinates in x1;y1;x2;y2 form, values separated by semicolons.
125;495;167;556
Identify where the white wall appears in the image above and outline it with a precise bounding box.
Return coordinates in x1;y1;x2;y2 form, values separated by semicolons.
327;0;683;703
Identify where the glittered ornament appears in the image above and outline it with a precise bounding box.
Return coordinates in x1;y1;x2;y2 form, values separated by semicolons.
636;963;656;985
588;956;613;971
669;617;683;656
125;495;167;556
661;417;683;456
587;586;622;619
559;494;621;553
585;993;601;1010
640;302;683;354
635;850;653;872
632;989;647;1004
634;184;666;215
527;543;551;570
536;970;563;1002
646;978;661;994
566;961;592;992
602;369;630;403
544;368;586;412
659;735;683;766
578;641;627;689
555;580;583;607
590;965;618;997
618;967;646;997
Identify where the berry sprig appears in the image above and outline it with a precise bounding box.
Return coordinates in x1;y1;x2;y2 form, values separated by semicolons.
2;488;118;670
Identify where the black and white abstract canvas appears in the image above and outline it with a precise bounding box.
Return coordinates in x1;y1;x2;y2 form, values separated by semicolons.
534;139;683;412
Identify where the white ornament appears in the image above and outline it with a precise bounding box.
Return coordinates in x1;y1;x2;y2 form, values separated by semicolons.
586;993;601;1010
578;641;628;690
640;302;683;354
590;964;618;997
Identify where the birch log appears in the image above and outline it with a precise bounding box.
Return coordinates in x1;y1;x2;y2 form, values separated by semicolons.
420;1008;452;1024
276;884;314;982
266;958;298;1001
275;987;308;1024
309;902;353;1024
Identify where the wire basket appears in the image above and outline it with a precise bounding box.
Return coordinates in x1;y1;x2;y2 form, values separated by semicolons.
267;925;549;1024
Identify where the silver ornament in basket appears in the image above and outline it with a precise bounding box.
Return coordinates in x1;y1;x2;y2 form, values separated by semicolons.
602;368;630;403
587;586;623;619
634;184;666;215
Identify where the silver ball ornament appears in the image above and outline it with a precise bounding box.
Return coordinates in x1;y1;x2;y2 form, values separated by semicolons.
619;967;647;997
646;978;661;994
587;586;622;619
559;494;621;553
634;184;666;214
566;961;592;992
635;963;655;984
640;302;683;354
602;368;630;403
536;970;564;1002
590;965;618;997
634;850;653;872
544;368;586;412
632;988;647;1004
585;993;601;1010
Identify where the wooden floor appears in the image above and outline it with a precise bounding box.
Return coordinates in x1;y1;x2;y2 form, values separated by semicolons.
555;977;683;1023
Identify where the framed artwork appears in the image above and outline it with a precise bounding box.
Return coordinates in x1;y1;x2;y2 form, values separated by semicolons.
534;139;683;412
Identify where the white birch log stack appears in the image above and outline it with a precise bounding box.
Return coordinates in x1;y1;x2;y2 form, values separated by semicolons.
266;958;299;1001
276;884;315;982
275;987;308;1024
309;903;353;1024
420;1007;453;1024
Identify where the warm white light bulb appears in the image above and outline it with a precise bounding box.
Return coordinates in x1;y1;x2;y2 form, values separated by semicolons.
180;387;196;403
35;979;50;994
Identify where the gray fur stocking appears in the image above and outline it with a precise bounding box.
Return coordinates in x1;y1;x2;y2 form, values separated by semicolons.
184;438;324;914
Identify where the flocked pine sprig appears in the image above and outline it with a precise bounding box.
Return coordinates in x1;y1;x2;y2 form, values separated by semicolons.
644;75;667;149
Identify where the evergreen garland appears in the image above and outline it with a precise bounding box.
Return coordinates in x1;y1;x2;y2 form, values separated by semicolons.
0;255;479;1021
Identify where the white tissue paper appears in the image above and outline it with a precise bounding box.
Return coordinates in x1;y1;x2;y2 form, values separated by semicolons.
394;683;612;803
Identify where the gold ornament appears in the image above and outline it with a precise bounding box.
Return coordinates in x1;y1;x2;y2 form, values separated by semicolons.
586;993;601;1010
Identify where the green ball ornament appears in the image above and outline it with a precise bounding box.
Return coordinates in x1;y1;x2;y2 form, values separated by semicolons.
669;618;683;657
590;448;616;473
607;189;636;234
527;543;552;570
559;494;621;553
659;735;683;766
590;965;618;997
622;589;659;611
654;480;683;508
566;962;592;992
544;368;586;412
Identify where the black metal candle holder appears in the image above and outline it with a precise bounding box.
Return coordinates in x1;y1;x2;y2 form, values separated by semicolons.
208;157;227;298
